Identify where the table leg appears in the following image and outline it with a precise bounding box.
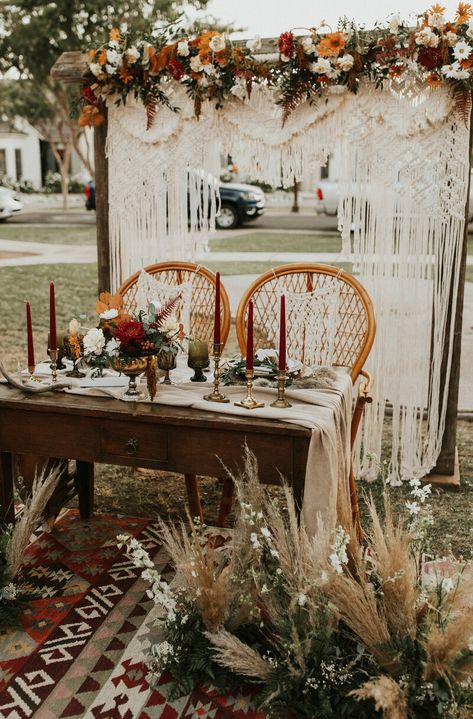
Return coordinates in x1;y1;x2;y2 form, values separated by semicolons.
292;437;308;518
76;461;94;519
0;451;15;525
217;477;234;527
184;474;204;522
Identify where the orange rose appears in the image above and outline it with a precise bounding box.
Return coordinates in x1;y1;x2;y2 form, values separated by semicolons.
109;28;121;43
316;32;346;58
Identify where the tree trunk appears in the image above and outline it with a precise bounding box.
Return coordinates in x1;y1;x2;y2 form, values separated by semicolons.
292;178;300;213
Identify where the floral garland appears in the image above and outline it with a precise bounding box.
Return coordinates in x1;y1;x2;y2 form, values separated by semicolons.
80;4;473;129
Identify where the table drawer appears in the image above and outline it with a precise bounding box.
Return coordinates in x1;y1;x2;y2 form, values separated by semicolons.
100;421;168;463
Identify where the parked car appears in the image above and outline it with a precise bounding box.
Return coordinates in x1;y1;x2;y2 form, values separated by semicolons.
84;180;96;211
315;177;473;221
0;186;23;221
216;182;265;230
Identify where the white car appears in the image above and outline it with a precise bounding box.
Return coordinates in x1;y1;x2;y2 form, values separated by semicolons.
0;186;23;221
315;178;473;221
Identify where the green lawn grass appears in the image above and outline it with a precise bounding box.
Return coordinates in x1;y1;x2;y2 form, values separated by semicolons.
0;224;96;245
206;260;353;276
209;232;342;253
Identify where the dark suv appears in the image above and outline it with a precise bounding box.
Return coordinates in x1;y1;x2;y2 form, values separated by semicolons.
216;182;265;230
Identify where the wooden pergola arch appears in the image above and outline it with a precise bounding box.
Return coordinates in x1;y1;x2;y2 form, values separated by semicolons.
51;39;472;483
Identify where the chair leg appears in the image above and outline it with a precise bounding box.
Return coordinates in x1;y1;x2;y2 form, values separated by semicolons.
184;474;204;522
217;478;234;527
348;462;362;541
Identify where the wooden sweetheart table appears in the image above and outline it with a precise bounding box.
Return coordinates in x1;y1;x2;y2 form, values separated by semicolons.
0;383;311;525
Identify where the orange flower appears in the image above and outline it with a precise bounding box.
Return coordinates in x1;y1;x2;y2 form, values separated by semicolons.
149;44;174;75
461;55;473;67
316;31;346;58
214;49;229;66
95;292;130;330
119;65;134;84
88;49;96;62
78;105;105;127
456;2;472;23
109;28;121;43
427;72;443;86
98;49;107;66
430;3;446;12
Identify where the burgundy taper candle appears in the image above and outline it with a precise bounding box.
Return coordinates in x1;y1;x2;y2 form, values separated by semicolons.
26;302;35;369
246;300;254;371
278;294;286;371
49;281;57;351
213;272;221;346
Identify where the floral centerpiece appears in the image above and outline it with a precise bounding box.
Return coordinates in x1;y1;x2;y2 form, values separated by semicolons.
81;292;184;399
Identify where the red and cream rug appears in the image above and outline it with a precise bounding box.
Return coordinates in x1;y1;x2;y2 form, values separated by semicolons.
0;511;262;718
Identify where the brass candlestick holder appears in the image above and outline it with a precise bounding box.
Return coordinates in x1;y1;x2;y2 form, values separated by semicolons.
270;369;292;408
204;343;229;403
49;348;58;383
235;369;265;410
27;365;41;383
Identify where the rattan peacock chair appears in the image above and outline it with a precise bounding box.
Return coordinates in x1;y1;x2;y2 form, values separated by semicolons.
117;261;231;522
223;263;376;533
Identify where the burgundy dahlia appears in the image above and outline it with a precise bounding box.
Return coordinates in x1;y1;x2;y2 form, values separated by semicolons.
417;46;443;71
278;31;295;58
83;86;96;104
114;320;146;355
168;58;185;80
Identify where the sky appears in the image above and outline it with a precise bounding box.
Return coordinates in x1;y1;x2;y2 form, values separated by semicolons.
190;0;462;37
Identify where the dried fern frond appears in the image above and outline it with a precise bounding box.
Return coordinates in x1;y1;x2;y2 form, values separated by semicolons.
144;94;157;131
153;294;181;327
453;85;472;128
280;80;312;126
7;464;63;578
350;675;408;719
206;629;274;681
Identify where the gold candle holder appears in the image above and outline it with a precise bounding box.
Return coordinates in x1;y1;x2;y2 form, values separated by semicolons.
204;342;229;403
49;348;58;383
27;365;41;383
235;369;265;410
270;369;292;408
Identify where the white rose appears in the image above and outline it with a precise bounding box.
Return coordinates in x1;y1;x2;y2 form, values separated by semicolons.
189;55;204;72
230;77;247;100
309;57;332;74
105;338;120;357
106;49;121;66
301;36;316;54
83;327;106;356
255;348;278;361
415;27;440;47
337;53;354;71
177;40;190;57
99;308;119;320
203;63;217;75
160;316;180;337
428;12;445;29
445;31;458;46
453;40;472;61
89;62;102;77
209;34;226;52
125;46;140;64
388;13;400;34
246;35;262;52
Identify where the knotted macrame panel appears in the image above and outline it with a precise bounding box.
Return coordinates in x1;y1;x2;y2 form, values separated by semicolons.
106;82;470;482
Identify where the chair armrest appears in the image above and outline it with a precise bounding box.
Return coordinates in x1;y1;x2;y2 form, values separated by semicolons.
358;369;373;403
350;370;374;448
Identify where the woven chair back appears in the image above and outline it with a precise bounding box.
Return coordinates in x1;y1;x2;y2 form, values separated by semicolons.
236;264;375;382
117;262;231;349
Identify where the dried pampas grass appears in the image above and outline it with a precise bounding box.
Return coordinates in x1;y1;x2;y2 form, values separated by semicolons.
206;629;274;681
350;675;408;719
7;464;63;578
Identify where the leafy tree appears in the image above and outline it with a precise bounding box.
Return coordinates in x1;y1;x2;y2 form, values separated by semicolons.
0;0;211;207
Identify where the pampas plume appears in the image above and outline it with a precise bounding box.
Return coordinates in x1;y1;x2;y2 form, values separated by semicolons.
206;629;274;680
7;464;63;578
350;675;408;719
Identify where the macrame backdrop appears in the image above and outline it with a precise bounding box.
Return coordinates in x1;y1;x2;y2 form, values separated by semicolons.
106;82;471;482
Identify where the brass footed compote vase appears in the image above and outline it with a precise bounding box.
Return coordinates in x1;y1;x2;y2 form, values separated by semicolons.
112;356;148;400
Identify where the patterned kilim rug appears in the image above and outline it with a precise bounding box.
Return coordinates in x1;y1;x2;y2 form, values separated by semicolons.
0;511;262;719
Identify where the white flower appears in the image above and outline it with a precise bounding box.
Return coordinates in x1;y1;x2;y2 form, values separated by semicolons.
69;318;79;336
453;40;472;60
99;308;119;320
467;19;473;39
89;62;102;77
405;500;421;515
1;582;17;600
125;46;140;64
428;12;445;29
445;31;458;46
441;61;470;79
276;568;282;575
330;552;344;574
301;36;316;54
309;57;332;74
415;27;440;47
106;49;121;67
280;53;291;63
230;77;247;100
177;40;190;57
209;34;226;52
255;348;278;361
203;63;217;75
189;55;204;73
297;592;307;606
329;526;349;574
160;317;180;337
388;13;401;34
441;577;454;593
270;548;280;559
337;53;354;71
250;532;260;549
108;40;120;50
83;327;106;356
260;527;271;539
319;570;329;584
246;35;262;53
261;583;269;594
411;483;432;503
105;338;120;357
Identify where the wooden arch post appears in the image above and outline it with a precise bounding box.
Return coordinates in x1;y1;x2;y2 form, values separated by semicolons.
50;46;470;481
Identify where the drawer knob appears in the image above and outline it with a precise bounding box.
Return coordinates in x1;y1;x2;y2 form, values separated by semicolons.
126;438;140;455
